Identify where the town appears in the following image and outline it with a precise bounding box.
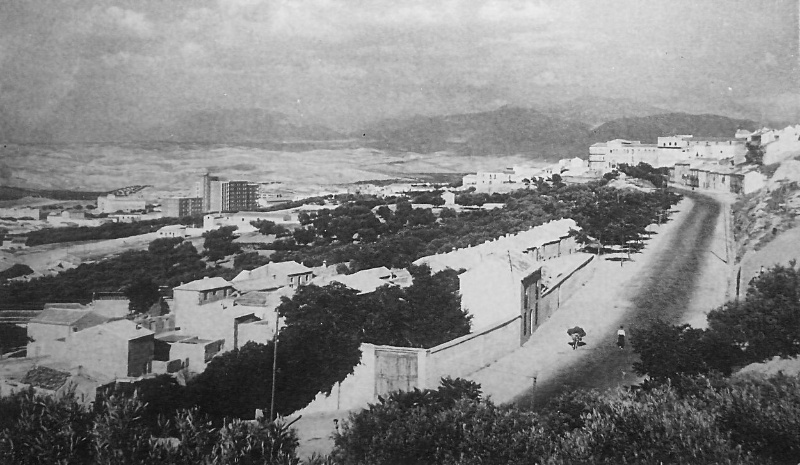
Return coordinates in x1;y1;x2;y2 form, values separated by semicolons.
2;121;800;462
3;1;800;461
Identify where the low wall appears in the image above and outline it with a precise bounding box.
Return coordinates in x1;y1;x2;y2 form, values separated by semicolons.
425;316;520;387
296;344;426;415
539;255;596;323
294;256;595;416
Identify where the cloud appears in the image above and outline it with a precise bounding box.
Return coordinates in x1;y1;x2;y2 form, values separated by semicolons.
531;71;558;86
85;6;155;38
477;0;559;23
0;0;798;140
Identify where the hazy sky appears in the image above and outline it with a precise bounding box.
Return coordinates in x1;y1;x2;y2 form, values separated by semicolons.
1;0;798;139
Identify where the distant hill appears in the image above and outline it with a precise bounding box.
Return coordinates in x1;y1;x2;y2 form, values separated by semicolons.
360;107;758;159
588;113;758;144
541;96;668;127
361;106;591;159
154;109;345;143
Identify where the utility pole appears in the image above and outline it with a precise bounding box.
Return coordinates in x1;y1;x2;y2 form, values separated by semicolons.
270;312;279;421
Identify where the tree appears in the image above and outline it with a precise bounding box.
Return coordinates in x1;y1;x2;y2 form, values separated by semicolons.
188;341;275;420
275;283;366;414
251;219;288;237
710;374;800;464
554;384;758;464
707;261;800;364
361;265;471;348
124;277;161;314
0;389;93;464
292;227;316;245
333;378;544;465
745;142;764;164
632;321;729;382
201;226;241;261
402;265;471;347
0;388;303;464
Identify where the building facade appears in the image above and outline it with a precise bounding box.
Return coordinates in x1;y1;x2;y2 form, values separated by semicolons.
220;181;259;212
163;197;203;218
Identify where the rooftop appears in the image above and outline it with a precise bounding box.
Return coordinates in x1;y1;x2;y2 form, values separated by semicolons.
233;261;313;284
686;136;740;142
22;366;71;390
415;219;577;273
79;319;154;340
158;225;186;231
30;308;109;329
174;277;232;291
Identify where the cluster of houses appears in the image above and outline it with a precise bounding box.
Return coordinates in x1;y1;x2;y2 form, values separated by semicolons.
461;158;592;193
6;215;595;414
463;123;800;198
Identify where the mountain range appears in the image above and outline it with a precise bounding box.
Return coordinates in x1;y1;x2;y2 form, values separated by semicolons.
0;97;764;160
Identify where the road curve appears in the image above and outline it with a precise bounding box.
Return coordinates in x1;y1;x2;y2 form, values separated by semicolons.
517;193;722;409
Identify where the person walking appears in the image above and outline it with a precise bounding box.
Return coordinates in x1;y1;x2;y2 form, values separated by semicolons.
617;325;626;349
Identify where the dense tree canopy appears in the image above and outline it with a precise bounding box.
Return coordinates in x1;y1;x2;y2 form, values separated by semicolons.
0;388;302;465
24;217;185;246
2;183;680;308
123;277;160;314
0;237;209;305
250;219;289;237
201;225;241;261
361;265;470;348
272;182;681;270
633;262;800;384
189;341;276;420
332;375;790;465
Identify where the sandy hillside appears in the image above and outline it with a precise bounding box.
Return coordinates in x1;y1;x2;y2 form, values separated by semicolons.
1;143;551;201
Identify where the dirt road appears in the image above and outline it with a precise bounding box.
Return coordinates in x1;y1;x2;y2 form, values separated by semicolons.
467;192;732;409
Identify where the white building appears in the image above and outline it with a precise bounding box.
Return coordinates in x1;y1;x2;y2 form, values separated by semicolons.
97;194;146;214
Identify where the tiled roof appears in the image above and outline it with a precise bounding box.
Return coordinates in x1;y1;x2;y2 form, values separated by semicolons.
30;308;95;326
174;277;232;291
22;366;70;390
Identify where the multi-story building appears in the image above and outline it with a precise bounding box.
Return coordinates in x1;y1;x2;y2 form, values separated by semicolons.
220;180;259;212
588;139;660;171
197;173;259;213
162;197;203;218
196;173;220;213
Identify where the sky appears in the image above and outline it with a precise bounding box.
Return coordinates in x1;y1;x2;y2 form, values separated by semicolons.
0;0;798;141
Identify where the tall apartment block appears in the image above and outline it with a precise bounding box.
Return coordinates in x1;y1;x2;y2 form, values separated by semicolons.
162;197;204;218
196;173;258;213
196;173;220;212
220;180;259;212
